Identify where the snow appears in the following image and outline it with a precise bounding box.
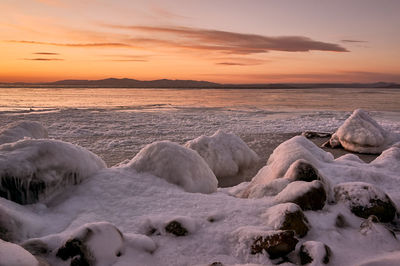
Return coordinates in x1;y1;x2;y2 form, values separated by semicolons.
0;121;48;145
330;109;400;154
0;139;106;204
126;141;218;194
261;203;302;229
0;239;39;266
185;130;259;183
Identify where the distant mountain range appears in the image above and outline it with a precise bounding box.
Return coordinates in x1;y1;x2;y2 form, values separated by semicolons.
0;78;399;88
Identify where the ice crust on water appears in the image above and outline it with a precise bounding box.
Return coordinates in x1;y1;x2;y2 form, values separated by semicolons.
126;140;218;194
0;121;48;145
330;109;400;154
0;139;106;204
185;130;259;183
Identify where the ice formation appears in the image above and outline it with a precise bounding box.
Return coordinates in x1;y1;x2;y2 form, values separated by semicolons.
0;139;106;204
185;130;259;183
127;141;218;194
0;239;39;266
0;121;48;145
329;109;400;154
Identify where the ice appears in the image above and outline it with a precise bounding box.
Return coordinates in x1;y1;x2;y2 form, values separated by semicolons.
185;130;259;184
0;121;48;146
329;109;400;154
0;139;106;204
0;239;39;266
125;141;218;194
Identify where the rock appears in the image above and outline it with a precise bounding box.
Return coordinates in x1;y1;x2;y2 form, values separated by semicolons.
335;213;348;228
299;241;331;265
262;203;310;237
0;239;40;266
165;221;188;237
0;121;48;145
244;178;291;198
334;182;397;222
275;180;327;211
359;215;396;238
284;159;321;182
328;109;400;154
56;222;124;266
127;141;218;194
0;139;106;204
302;131;332;139
21;239;49;255
232;227;298;260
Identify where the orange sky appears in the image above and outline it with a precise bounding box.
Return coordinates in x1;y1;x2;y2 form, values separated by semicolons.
1;0;399;83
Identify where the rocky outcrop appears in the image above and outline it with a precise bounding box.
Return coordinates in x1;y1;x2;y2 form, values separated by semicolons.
299;241;331;265
334;182;397;222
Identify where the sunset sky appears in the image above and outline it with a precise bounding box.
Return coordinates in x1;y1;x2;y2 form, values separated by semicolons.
1;0;399;83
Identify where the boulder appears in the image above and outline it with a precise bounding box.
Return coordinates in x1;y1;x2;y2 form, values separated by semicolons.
165;221;188;237
0;121;48;145
0;139;106;204
299;241;331;265
334;182;397;222
275;180;327;211
262;203;310;237
127;141;218;194
283;159;321;182
328;109;400;154
301;131;332;139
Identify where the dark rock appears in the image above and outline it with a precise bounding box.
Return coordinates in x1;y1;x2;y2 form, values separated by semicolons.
334;182;397;222
299;241;331;265
276;180;327;211
285;159;321;182
264;203;310;238
165;221;188;237
21;239;49;255
56;238;94;265
302;131;332;139
335;213;348;228
250;230;298;259
209;262;224;266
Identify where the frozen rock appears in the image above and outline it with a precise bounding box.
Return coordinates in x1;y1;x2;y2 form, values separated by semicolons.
231;227;298;259
0;139;106;204
328;109;400;154
0;239;39;266
185;130;259;184
275;180;326;211
140;216;197;237
262;203;310;237
127;141;218;194
299;241;331;265
359;215;396;238
283;159;321;182
240;136;333;198
301;131;332;139
0;121;48;145
244;178;291;198
334;182;397;222
56;222;124;266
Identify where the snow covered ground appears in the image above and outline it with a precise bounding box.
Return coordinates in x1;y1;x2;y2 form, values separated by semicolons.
1;89;400;266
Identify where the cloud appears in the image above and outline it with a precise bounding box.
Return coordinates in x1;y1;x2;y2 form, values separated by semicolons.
107;59;148;62
22;58;63;61
215;57;266;66
8;40;132;48
106;25;348;54
33;52;60;55
341;39;367;43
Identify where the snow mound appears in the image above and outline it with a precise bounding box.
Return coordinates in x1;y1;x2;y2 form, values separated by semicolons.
329;109;400;154
0;239;39;266
127;141;218;194
0;121;48;145
356;251;400;266
0;139;106;204
238;136;333;198
185;130;259;183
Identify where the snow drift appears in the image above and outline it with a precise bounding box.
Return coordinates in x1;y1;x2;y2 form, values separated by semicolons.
0;121;48;145
0;139;106;204
126;141;218;194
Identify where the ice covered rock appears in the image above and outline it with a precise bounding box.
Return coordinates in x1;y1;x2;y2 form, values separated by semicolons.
328;109;400;154
275;180;327;211
185;130;259;184
0;139;106;204
299;241;331;265
302;131;332;139
56;222;124;266
245;178;291;198
239;136;333;198
0;239;40;266
127;141;218;194
140;216;197;237
334;182;397;222
231;227;298;259
0;121;48;145
262;203;310;237
359;215;396;237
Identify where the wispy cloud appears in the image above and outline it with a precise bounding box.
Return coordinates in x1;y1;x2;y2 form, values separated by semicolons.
107;25;349;54
215;57;266;66
341;39;367;43
8;40;132;48
33;52;60;55
22;58;63;61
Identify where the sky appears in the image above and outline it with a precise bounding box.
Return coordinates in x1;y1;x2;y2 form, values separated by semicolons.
1;0;399;83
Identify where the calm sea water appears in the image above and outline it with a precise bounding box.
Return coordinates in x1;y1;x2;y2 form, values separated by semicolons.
1;87;400;112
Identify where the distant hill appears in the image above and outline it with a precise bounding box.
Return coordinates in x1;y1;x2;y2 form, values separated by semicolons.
0;78;399;88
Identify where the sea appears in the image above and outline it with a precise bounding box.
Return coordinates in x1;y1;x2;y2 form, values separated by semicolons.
1;87;400;167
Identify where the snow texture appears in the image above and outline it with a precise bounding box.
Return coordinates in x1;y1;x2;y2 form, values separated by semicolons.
261;202;302;229
185;130;259;182
0;139;106;204
126;141;218;194
0;121;48;145
0;239;39;266
330;109;400;154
